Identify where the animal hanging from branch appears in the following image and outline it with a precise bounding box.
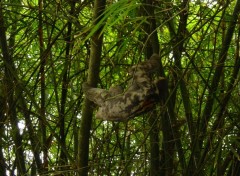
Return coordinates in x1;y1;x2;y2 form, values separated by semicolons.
83;54;166;121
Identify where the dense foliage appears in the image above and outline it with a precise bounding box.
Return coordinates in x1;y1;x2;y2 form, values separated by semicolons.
0;0;240;175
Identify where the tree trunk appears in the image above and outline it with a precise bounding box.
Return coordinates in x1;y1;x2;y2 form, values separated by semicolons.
77;0;106;175
0;3;27;174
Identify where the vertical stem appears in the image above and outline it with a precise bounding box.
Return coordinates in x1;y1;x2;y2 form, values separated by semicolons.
142;1;161;175
58;0;76;171
38;0;47;170
0;94;6;175
0;2;26;174
77;0;106;175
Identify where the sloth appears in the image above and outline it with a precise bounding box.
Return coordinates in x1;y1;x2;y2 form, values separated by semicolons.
83;54;165;121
